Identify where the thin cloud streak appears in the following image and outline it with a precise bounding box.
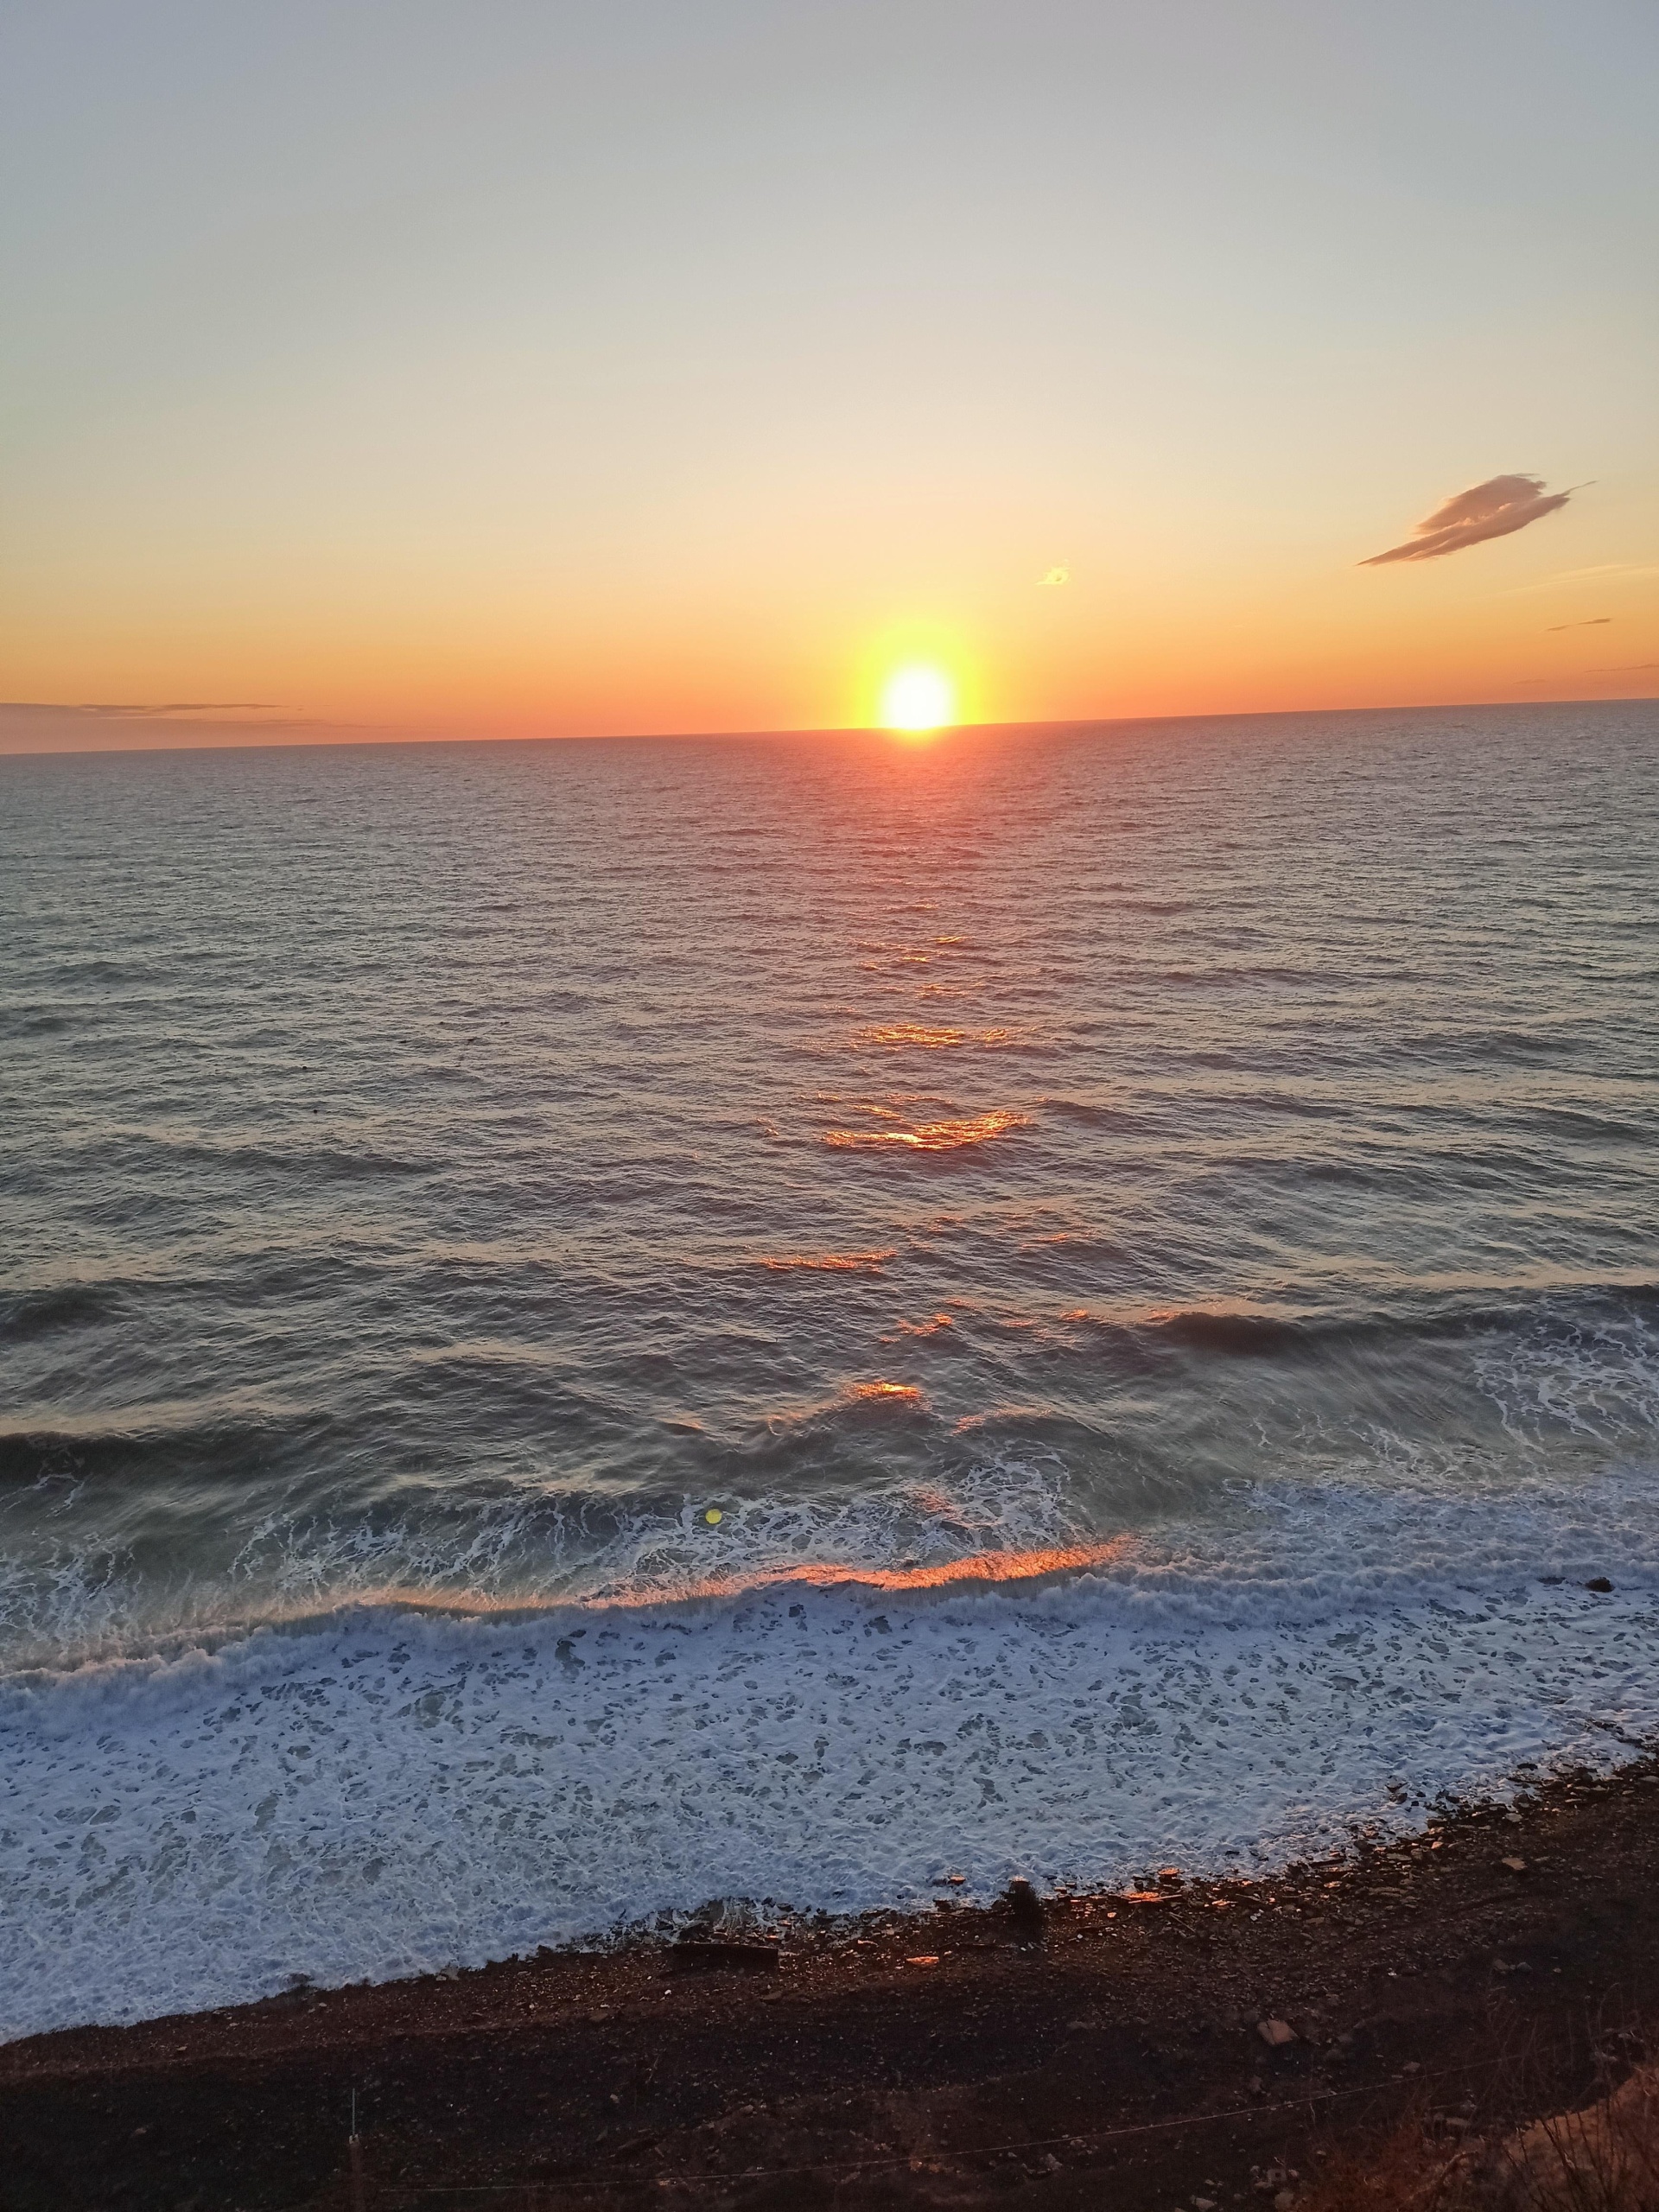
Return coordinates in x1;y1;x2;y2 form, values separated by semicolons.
72;702;288;720
1362;474;1577;566
0;702;348;756
1513;664;1659;686
1501;563;1659;597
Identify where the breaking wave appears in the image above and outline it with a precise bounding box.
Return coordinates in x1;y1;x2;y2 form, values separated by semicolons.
4;1461;1659;2042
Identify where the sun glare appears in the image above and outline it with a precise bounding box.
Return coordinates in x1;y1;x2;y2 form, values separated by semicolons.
880;664;956;734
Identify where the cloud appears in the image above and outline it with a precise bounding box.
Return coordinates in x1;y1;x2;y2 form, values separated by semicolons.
73;701;286;720
1038;565;1070;587
1547;617;1610;631
1513;664;1659;686
0;701;339;755
1362;474;1577;566
1501;563;1659;596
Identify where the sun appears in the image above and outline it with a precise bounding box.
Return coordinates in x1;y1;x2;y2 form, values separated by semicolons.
880;664;957;734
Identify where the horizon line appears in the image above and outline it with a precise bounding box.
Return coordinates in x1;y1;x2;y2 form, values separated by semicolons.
0;689;1653;763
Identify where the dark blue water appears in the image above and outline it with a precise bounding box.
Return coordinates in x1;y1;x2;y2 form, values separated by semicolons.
3;701;1656;2035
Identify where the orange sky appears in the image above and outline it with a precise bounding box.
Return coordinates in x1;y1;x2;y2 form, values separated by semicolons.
3;2;1655;753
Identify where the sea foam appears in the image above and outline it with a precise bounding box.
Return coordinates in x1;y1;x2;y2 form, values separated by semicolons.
3;1471;1657;2043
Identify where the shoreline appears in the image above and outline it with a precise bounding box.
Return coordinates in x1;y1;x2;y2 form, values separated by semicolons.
4;1751;1658;2209
10;1555;1655;2042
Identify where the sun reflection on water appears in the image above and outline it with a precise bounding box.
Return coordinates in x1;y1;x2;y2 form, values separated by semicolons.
758;1249;897;1273
823;1109;1031;1151
854;1022;1010;1048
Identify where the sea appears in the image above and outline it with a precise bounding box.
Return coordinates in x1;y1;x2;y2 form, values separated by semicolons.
3;700;1656;2040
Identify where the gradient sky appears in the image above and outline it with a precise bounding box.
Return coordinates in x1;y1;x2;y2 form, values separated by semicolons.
3;0;1656;751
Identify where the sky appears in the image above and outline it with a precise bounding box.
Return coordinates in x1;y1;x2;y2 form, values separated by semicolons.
2;0;1656;753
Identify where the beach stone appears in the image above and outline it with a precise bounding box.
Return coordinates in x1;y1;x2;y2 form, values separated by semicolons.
1585;1577;1613;1592
1257;2018;1297;2047
1005;1878;1046;1939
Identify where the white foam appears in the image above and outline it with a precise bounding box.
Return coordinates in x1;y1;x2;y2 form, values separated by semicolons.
4;1473;1658;2042
0;1453;1085;1669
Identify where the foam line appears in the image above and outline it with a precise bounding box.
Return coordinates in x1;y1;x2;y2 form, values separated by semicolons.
3;1554;1657;2042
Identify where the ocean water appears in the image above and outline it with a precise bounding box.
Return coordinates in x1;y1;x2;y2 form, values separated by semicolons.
2;701;1656;2039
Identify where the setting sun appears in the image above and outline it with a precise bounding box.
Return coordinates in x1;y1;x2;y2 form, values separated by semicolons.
880;664;957;734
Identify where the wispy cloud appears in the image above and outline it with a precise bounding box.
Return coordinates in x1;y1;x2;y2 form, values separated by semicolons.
1362;474;1577;566
72;702;287;720
0;700;338;755
1547;617;1610;631
1500;563;1659;597
1038;565;1070;587
1513;664;1659;686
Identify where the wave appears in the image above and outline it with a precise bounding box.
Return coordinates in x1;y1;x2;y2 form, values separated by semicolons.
41;956;162;986
84;1129;436;1180
3;1284;1655;1658
1061;1286;1659;1362
4;1468;1658;2042
1143;1308;1303;1356
0;1282;128;1343
0;1006;75;1039
0;1452;1085;1667
0;1395;334;1492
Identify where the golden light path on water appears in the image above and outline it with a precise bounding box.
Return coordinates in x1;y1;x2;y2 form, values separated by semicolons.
822;1109;1031;1150
613;1538;1128;1605
338;1530;1141;1618
237;1540;1131;1630
852;1022;1012;1048
757;1249;897;1273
